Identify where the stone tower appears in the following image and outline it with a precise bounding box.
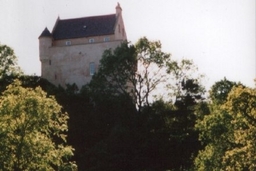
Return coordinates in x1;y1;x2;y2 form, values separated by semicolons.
38;27;52;79
39;3;127;88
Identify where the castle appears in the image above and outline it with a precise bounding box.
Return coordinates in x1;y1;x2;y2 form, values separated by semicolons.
39;3;126;88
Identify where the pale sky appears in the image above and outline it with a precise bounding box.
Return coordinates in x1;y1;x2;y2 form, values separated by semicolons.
0;0;255;89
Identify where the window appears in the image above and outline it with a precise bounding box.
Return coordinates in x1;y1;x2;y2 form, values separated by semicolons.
104;37;110;42
49;60;51;65
122;28;125;37
118;24;120;33
65;41;71;46
89;38;94;43
89;62;95;75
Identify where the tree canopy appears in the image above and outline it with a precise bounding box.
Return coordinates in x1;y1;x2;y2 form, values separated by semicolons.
222;85;256;170
81;37;205;170
195;78;256;170
0;44;22;79
2;39;254;170
86;37;204;111
0;80;76;171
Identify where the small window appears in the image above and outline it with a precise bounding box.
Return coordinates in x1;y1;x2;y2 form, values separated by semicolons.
90;62;95;75
104;37;110;42
89;38;94;43
49;60;51;65
118;24;120;33
122;28;125;37
66;41;71;46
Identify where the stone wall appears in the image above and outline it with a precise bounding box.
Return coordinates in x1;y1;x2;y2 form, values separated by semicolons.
52;35;117;46
42;40;122;88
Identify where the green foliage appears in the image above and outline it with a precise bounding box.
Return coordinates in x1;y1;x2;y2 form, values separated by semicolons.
82;37;205;170
0;80;76;171
0;38;206;170
135;37;172;109
0;75;62;97
0;44;22;78
194;79;236;170
194;107;233;170
222;85;256;170
86;37;176;112
87;37;204;112
85;41;137;104
167;59;204;97
195;79;256;170
209;77;238;105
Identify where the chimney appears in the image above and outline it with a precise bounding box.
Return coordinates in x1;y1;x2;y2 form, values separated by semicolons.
116;2;122;16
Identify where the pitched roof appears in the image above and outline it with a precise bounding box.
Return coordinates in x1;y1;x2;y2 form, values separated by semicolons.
52;14;117;40
39;27;52;38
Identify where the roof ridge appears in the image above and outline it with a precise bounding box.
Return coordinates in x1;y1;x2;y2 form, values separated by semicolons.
59;13;116;22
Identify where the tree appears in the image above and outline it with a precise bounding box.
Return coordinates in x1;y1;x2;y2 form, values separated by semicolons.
0;44;22;78
86;37;203;111
194;79;238;170
86;37;173;111
0;80;77;171
84;40;137;107
209;77;237;105
83;37;205;170
221;85;256;170
194;78;256;170
135;37;171;109
194;105;233;170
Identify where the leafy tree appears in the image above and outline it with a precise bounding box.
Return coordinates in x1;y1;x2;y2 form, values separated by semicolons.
194;105;233;170
0;80;77;171
221;85;256;170
86;37;203;111
0;44;23;94
135;37;171;109
194;79;237;170
169;78;205;170
0;75;58;93
194;78;256;170
0;44;22;79
83;37;205;170
209;77;237;105
166;59;204;98
84;41;136;108
85;37;172;112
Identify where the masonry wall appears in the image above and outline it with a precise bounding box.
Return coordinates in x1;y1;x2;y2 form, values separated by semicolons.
41;40;123;88
52;35;117;46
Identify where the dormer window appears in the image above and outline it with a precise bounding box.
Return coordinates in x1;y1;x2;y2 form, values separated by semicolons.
66;41;71;46
89;38;94;43
104;37;110;42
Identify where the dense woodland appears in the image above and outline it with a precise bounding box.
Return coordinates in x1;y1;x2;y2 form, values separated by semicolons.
0;38;255;170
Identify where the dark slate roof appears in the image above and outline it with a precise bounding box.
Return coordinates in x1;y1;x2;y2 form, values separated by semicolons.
39;27;52;38
52;14;116;40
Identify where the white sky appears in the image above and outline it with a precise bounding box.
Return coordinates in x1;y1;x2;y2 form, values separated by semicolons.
0;0;255;89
